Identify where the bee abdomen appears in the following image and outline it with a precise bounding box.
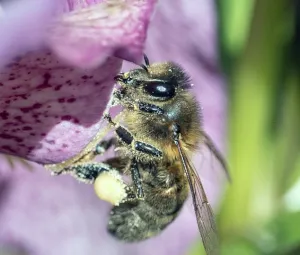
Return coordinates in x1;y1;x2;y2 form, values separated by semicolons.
107;181;187;242
107;200;178;242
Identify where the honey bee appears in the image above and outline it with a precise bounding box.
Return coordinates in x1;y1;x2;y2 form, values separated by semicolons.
45;55;229;255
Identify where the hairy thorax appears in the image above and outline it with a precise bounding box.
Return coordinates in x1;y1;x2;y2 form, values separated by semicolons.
122;92;202;162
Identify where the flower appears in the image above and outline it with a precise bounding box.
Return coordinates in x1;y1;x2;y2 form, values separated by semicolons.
0;0;226;255
0;0;156;164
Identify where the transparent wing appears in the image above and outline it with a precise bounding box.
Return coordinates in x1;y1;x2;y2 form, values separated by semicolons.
201;131;231;182
175;140;219;255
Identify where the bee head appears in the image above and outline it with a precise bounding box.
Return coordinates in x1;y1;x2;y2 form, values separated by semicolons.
114;59;191;102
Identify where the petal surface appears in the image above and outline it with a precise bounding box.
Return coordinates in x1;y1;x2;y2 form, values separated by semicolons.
0;52;121;164
0;0;59;69
48;0;157;68
0;0;157;164
0;0;227;255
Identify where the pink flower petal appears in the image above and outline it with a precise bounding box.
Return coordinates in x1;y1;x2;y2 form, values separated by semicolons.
0;0;226;255
0;52;121;164
0;0;60;70
0;0;156;164
63;0;105;12
48;0;157;68
0;0;226;254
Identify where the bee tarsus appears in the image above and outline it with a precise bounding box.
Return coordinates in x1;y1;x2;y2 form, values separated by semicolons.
138;102;164;115
94;137;116;155
130;159;144;199
67;162;113;183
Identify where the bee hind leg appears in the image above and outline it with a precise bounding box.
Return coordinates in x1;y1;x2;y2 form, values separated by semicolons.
104;114;162;199
66;159;138;205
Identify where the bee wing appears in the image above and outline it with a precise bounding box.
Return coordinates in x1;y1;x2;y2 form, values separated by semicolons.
201;131;231;182
175;140;219;255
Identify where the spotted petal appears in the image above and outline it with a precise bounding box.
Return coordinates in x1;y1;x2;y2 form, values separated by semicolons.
0;0;157;164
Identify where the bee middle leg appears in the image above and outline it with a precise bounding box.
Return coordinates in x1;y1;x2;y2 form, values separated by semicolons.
104;113;162;199
104;114;162;158
113;90;164;115
104;157;144;199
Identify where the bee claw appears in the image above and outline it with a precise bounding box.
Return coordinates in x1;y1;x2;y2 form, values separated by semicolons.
50;171;62;176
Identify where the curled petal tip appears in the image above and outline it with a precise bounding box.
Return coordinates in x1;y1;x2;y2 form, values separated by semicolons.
48;0;157;69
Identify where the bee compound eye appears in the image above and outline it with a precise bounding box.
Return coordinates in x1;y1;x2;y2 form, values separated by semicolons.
144;82;175;99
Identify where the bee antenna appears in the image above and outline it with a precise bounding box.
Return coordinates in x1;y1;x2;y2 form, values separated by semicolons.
144;54;150;66
140;64;149;73
138;54;150;72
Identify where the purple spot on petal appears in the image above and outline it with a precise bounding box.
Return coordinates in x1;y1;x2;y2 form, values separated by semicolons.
0;111;9;120
12;86;20;90
73;118;79;124
0;134;23;143
61;115;72;121
54;85;62;91
1;145;17;153
22;126;33;131
14;116;24;123
62;144;68;148
5;122;17;126
67;98;76;103
36;73;51;89
20;103;42;113
36;84;51;89
20;94;28;100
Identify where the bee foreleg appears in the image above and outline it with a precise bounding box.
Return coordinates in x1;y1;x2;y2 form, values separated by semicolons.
65;162;115;183
113;91;164;115
137;102;164;115
68;137;117;166
94;137;116;156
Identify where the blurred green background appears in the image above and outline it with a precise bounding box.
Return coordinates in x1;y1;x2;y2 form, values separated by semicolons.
191;0;300;254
